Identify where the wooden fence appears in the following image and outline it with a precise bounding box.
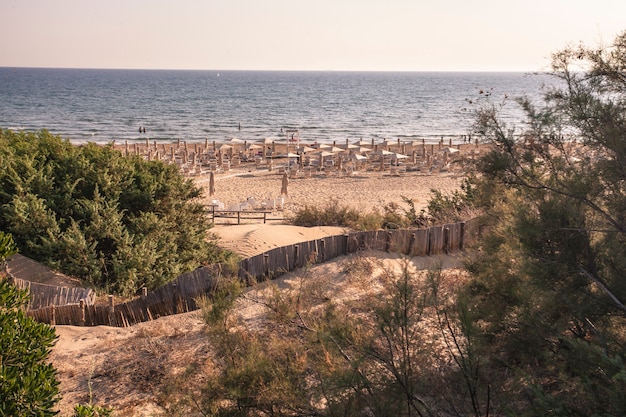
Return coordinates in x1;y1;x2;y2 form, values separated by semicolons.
209;207;275;225
8;276;94;311
26;219;477;327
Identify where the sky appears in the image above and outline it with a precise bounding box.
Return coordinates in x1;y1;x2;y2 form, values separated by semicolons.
1;0;624;72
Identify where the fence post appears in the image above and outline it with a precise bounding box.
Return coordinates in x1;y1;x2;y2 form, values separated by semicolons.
459;221;466;251
410;233;416;256
263;253;270;280
79;299;85;326
172;283;178;314
108;295;115;326
319;239;325;262
142;287;148;298
51;305;55;326
385;230;393;252
344;234;350;255
294;245;299;268
444;227;450;254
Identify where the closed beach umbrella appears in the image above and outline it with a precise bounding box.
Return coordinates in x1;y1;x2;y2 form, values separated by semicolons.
281;172;289;196
209;171;215;197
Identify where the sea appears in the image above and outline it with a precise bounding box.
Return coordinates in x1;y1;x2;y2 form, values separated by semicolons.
0;67;554;145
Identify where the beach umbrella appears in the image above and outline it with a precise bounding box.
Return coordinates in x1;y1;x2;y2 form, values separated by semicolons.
275;152;300;158
394;152;409;159
281;172;289;196
328;146;344;153
298;145;316;153
355;146;372;153
228;137;244;144
340;143;359;150
246;143;264;153
314;150;336;158
258;137;279;144
441;147;460;154
209;171;215;197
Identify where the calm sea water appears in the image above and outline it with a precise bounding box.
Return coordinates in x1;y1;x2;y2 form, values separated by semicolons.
0;68;552;145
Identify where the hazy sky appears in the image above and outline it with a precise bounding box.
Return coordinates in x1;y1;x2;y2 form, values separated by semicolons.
1;0;624;71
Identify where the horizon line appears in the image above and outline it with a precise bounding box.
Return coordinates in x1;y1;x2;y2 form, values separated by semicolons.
0;65;544;74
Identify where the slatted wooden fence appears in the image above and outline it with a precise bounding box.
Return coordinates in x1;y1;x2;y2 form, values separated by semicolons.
8;276;94;310
26;219;477;327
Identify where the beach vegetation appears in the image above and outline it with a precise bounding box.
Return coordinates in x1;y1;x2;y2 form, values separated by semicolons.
290;198;432;230
72;403;114;417
1;232;61;415
290;198;369;229
0;129;228;296
425;177;479;224
459;29;626;416
200;259;484;416
289;182;478;230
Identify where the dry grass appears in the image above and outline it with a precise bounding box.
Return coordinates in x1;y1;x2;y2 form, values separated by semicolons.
50;252;466;415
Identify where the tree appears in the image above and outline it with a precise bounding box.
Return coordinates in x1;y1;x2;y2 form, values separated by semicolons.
0;231;61;415
464;30;626;416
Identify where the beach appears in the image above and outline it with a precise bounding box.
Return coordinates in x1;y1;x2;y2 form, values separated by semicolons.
196;167;466;256
110;138;475;256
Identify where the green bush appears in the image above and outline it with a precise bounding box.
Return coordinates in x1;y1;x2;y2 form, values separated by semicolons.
290;197;432;230
0;235;60;415
0;129;229;296
73;403;113;417
290;198;364;228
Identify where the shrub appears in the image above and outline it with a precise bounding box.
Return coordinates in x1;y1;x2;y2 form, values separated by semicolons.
290;198;364;228
0;129;229;296
0;232;60;416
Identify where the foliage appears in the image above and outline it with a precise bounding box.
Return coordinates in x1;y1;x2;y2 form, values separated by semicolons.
290;197;431;230
72;404;113;417
289;188;475;231
0;129;229;296
0;275;60;415
200;258;485;416
462;30;626;416
0;231;17;267
290;198;368;229
426;177;478;224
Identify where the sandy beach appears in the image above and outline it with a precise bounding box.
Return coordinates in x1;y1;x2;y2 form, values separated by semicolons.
197;167;466;256
113;138;474;256
196;168;464;217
